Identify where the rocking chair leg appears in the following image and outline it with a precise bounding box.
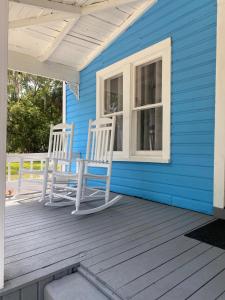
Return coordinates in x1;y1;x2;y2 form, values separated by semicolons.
49;159;58;204
105;177;111;203
49;175;55;204
40;160;49;202
74;159;85;212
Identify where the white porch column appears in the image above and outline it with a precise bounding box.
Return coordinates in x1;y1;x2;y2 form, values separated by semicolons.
63;81;67;123
0;0;8;289
214;0;225;209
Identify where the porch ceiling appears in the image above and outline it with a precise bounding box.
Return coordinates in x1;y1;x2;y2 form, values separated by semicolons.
8;0;156;82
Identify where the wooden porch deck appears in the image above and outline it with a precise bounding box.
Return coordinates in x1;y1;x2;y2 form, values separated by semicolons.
1;194;225;300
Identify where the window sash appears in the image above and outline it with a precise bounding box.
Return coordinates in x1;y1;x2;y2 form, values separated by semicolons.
98;64;131;159
135;58;162;108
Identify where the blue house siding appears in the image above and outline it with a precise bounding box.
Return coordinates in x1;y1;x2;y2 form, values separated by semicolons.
66;0;217;214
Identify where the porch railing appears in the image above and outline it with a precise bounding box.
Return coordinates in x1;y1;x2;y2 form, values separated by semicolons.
6;153;48;182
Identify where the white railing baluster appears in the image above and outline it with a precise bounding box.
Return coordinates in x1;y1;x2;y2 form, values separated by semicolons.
7;163;11;182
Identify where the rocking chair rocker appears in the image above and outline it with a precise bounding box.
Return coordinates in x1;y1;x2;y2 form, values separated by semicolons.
48;116;122;215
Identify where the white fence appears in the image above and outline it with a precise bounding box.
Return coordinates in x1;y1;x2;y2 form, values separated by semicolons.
6;152;48;182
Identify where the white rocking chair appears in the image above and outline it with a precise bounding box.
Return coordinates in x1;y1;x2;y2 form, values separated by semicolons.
17;123;74;202
48;117;122;215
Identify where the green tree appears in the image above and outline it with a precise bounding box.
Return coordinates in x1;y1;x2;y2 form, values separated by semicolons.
7;71;63;153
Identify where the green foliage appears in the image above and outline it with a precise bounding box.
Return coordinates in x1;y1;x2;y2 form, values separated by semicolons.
7;71;62;153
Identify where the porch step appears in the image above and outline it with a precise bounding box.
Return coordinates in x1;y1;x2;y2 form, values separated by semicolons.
44;270;109;300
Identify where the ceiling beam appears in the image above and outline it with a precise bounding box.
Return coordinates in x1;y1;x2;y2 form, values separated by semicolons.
8;50;80;83
10;0;81;16
38;16;80;62
9;13;74;29
81;0;139;15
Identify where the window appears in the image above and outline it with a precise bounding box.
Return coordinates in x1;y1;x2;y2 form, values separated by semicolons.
96;38;171;163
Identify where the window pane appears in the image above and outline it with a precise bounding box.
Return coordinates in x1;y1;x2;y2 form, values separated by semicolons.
114;115;123;151
135;59;162;107
104;74;123;114
137;107;163;151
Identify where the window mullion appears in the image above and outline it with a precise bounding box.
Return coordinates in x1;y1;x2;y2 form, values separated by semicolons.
123;64;132;159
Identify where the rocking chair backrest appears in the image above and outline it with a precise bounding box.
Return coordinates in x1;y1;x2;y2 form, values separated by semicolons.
86;117;116;166
48;123;74;162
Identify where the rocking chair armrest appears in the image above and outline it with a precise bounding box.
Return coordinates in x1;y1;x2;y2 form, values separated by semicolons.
51;157;70;163
76;158;105;164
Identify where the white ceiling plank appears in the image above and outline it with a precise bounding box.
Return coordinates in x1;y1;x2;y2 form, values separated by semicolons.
10;0;81;16
38;16;80;62
9;50;80;83
81;0;139;15
9;13;73;29
79;0;157;70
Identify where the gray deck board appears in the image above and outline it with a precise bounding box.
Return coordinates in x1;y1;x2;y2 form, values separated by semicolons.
117;242;211;299
5;202;163;245
2;195;225;300
131;247;223;300
87;216;210;277
158;253;225;300
5;206;188;261
188;269;225;300
6;208;192;280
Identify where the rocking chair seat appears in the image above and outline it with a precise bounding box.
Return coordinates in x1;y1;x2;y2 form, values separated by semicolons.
53;170;107;180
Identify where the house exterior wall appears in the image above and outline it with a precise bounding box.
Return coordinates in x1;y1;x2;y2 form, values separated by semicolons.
66;0;217;214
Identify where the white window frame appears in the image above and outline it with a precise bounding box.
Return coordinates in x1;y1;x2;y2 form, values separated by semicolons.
96;38;171;163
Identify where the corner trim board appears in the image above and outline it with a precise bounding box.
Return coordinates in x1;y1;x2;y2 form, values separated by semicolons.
214;0;225;209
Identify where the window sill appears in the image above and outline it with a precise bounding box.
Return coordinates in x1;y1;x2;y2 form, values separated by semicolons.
112;155;170;163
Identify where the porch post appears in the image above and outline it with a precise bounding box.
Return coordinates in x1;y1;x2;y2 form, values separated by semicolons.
214;0;225;209
63;81;67;123
0;0;8;289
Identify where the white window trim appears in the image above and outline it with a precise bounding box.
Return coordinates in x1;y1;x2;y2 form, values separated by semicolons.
96;38;171;163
